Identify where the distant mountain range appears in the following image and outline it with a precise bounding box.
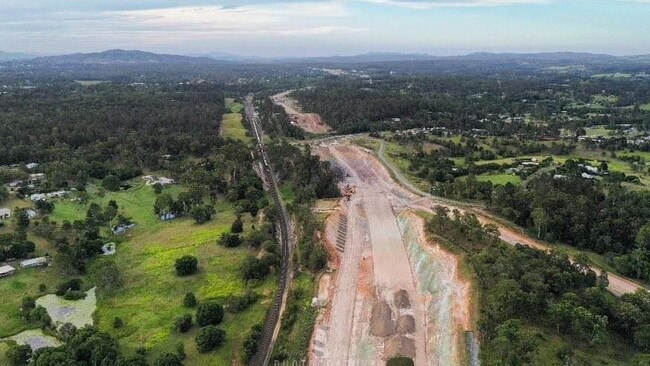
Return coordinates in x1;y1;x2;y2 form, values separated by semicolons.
29;49;222;65
277;52;632;64
0;50;35;61
2;49;649;66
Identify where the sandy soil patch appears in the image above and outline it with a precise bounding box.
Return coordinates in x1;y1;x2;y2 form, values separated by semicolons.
271;91;332;134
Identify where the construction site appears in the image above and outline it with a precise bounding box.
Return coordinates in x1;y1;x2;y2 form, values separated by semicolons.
271;90;333;134
306;137;645;365
309;141;475;366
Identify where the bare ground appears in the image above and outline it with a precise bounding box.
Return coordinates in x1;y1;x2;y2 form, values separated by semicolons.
310;141;471;365
271;91;332;134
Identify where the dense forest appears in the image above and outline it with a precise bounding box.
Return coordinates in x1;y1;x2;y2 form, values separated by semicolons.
0;82;224;168
429;207;650;365
292;75;650;134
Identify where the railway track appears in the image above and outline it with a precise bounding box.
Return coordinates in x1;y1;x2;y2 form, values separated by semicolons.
244;95;293;366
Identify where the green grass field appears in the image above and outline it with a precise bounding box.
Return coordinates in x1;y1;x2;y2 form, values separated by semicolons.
49;182;185;234
221;98;251;143
475;174;522;185
271;265;318;361
2;179;275;365
96;209;275;365
0;263;77;337
641;103;650;112
585;125;612;137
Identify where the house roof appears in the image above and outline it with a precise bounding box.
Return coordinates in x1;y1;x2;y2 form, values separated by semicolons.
0;265;16;274
20;257;47;266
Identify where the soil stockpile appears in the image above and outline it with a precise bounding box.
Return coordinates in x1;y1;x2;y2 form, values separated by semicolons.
370;301;395;337
395;315;415;334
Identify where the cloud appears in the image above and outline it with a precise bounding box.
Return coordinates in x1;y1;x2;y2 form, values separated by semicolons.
359;0;549;8
0;1;368;53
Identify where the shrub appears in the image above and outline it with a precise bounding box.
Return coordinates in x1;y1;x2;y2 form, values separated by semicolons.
56;278;82;296
6;343;32;366
21;296;35;312
90;259;123;294
62;289;87;300
244;324;263;362
231;216;244;233
183;292;198;308
113;317;124;329
153;352;183;366
175;341;186;360
195;325;225;353
196;302;224;327
58;323;77;341
102;174;121;192
218;233;241;248
387;357;415;366
242;256;270;281
175;255;198;276
175;314;193;333
225;290;259;313
190;205;213;224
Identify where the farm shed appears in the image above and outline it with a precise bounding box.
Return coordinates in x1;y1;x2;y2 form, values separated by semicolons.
20;257;48;268
0;265;16;277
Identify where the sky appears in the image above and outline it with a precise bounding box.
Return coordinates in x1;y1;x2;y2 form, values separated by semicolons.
1;0;650;57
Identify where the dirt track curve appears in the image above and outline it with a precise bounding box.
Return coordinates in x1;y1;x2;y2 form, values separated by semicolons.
375;140;645;297
310;140;474;366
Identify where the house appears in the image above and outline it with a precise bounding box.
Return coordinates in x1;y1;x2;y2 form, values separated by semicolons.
25;210;38;219
7;180;23;191
554;174;568;180
29;173;46;181
30;191;69;201
112;223;135;235
20;257;48;268
160;213;176;221
581;173;596;180
0;208;11;220
101;243;116;256
579;164;599;174
142;175;175;186
25;163;39;170
0;265;16;278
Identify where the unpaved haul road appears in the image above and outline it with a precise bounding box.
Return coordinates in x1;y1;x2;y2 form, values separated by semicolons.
376;140;645;297
311;141;470;366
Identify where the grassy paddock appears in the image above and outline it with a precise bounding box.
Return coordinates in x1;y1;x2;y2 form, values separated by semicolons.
80;185;274;365
475;173;522;185
1;179;274;365
221;98;251;143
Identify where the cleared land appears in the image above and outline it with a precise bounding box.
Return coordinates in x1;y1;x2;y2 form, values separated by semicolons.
373;139;646;297
220;98;252;143
271;91;332;134
310;141;474;365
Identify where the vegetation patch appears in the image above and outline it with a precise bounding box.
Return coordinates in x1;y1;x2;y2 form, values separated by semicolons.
2;329;61;351
221;98;251;143
36;287;96;329
475;173;521;185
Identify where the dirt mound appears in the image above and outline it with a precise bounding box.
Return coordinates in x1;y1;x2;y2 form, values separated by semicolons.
395;315;415;334
384;336;416;359
394;289;411;309
370;301;395;337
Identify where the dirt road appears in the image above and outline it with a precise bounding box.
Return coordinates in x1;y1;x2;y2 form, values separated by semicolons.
271;90;332;134
311;141;473;365
376;140;645;297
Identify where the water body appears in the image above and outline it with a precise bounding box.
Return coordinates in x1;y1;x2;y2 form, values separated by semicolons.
3;329;61;350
